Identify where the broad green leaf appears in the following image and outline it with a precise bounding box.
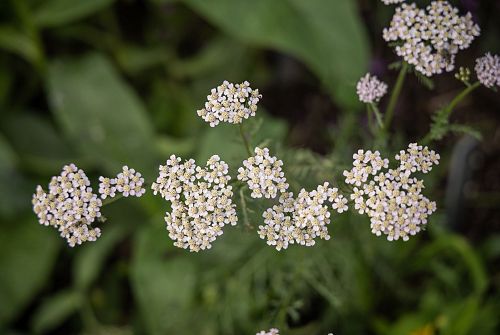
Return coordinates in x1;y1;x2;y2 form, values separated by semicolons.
31;290;82;334
2;114;77;174
34;0;115;27
0;219;60;326
179;0;369;108
131;223;196;335
47;53;158;177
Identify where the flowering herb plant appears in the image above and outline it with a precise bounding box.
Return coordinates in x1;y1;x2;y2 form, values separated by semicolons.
1;0;498;334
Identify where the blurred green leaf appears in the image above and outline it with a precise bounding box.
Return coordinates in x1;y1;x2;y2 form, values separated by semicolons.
0;135;32;216
2;114;77;173
418;234;488;295
0;219;60;326
73;223;129;291
47;53;158;177
131;223;196;335
0;25;41;65
180;0;369;108
116;45;171;75
31;290;82;334
34;0;115;28
441;295;480;335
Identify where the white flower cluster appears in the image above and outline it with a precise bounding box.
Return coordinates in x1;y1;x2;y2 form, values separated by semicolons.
259;183;348;251
381;0;404;5
356;73;388;103
383;1;480;76
237;147;289;199
32;164;102;247
151;155;238;252
256;329;280;335
98;166;146;199
475;53;500;88
344;144;440;241
197;80;262;127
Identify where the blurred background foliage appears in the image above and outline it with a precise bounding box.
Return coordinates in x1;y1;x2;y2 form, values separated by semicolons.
0;0;499;334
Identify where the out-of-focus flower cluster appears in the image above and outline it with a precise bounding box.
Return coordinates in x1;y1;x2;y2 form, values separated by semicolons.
259;183;348;251
237;147;289;199
381;0;404;5
344;144;440;241
256;328;280;335
152;155;238;252
383;1;480;77
475;53;500;88
32;164;102;247
356;73;388;103
98;166;146;199
197;80;262;127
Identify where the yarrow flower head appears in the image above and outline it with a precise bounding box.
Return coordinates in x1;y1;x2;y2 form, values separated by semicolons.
259;183;347;251
383;1;480;77
237;147;289;199
356;73;388;103
32;164;103;247
98;166;146;199
475;53;500;88
381;0;405;5
344;144;440;241
151;155;238;252
197;80;262;127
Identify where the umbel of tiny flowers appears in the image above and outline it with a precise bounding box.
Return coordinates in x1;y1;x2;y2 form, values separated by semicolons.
197;80;262;127
356;73;388;104
151;155;238;252
383;1;480;77
259;182;348;251
237;147;289;199
381;0;404;5
98;165;146;199
343;144;440;241
475;53;500;89
32;164;103;247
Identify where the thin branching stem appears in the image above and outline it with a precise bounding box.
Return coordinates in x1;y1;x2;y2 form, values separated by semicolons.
239;123;252;156
369;103;384;130
443;81;481;118
384;62;409;129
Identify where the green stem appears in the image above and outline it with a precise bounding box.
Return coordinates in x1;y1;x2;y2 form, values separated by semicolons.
366;104;376;135
384;62;409;129
239;123;252;156
369;103;384;129
443;81;481;118
421;81;481;144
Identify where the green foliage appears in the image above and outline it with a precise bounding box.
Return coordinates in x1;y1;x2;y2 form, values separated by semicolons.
181;0;370;109
426;107;482;143
0;219;60;326
47;53;159;176
31;290;82;334
33;0;116;27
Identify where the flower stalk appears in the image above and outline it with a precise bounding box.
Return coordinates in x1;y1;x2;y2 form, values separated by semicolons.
384;62;409;129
